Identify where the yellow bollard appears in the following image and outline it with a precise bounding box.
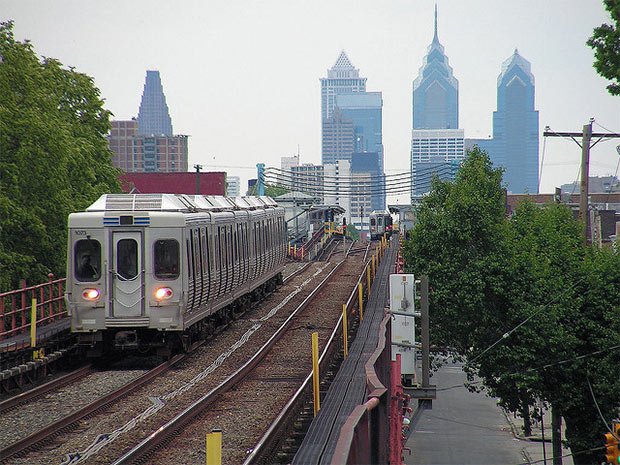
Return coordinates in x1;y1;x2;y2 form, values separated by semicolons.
312;332;320;416
30;298;38;358
342;304;348;359
206;429;222;465
372;255;376;279
367;265;371;290
358;283;363;321
294;244;297;259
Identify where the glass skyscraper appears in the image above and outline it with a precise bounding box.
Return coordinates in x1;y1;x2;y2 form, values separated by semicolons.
412;6;459;130
108;70;188;173
411;7;464;199
337;92;385;210
489;50;539;193
137;70;173;137
320;51;367;122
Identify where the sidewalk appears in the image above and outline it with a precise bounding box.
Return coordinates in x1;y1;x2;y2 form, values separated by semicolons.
404;360;575;465
502;409;574;465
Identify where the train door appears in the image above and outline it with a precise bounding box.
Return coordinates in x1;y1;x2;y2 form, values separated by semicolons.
111;231;144;318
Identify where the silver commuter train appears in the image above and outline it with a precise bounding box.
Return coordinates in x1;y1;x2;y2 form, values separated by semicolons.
66;194;287;356
369;210;393;240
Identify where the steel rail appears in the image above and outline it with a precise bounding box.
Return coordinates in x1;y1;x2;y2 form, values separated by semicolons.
111;257;347;465
0;354;185;460
243;250;369;464
0;364;93;414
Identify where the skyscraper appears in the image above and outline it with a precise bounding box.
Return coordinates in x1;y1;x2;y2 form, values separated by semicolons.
108;70;188;173
337;92;385;210
320;51;367;122
322;107;355;166
410;6;464;199
412;6;458;130
489;50;539;193
137;70;173;136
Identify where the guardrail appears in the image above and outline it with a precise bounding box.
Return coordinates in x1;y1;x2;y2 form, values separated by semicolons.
330;236;408;465
330;315;394;464
288;227;330;261
0;275;67;342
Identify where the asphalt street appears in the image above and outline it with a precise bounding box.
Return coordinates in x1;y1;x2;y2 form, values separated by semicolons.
405;360;529;465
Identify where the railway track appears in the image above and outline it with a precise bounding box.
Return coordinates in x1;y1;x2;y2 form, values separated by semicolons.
108;242;364;465
0;252;352;465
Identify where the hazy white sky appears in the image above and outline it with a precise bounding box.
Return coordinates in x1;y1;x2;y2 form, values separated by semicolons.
3;0;619;201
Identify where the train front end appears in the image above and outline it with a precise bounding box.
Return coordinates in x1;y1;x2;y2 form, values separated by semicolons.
66;194;185;356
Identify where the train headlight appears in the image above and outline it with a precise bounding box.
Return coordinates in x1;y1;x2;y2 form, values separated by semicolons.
155;287;174;301
82;288;101;301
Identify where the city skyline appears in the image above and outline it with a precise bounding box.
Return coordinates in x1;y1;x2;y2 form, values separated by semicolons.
4;0;618;202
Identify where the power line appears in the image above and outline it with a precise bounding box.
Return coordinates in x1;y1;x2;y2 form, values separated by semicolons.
466;276;585;366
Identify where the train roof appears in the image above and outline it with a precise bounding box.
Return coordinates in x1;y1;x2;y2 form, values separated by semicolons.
86;194;280;213
369;209;391;216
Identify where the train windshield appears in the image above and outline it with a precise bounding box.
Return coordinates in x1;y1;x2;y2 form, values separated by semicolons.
154;239;180;279
75;239;101;282
117;239;138;280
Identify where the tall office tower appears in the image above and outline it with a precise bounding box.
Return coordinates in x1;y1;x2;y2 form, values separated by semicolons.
336;92;385;209
321;51;367;166
137;70;173;136
322;107;355;166
321;51;367;121
489;50;539;193
412;6;458;130
411;129;464;196
108;70;188;173
410;7;463;200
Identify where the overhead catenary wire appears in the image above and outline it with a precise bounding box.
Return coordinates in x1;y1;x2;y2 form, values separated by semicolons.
264;165;453;196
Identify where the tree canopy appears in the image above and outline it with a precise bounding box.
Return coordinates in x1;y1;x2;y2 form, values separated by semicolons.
0;21;120;291
404;146;620;464
587;0;620;95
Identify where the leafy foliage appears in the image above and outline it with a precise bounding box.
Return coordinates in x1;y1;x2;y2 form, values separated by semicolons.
404;146;620;464
587;0;620;95
0;21;120;291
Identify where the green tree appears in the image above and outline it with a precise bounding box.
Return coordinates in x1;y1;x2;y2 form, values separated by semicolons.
404;146;506;353
587;0;620;95
0;21;120;291
404;146;620;464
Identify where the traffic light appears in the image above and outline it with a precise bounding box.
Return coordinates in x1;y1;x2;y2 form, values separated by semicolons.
605;421;620;464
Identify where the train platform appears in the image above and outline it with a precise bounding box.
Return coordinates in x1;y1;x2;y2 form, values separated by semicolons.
292;237;399;464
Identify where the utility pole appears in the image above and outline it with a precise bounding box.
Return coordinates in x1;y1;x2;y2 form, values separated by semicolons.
543;120;620;244
194;164;203;195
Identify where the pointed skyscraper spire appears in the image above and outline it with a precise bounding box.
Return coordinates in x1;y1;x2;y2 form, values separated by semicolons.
137;70;173;136
433;4;439;43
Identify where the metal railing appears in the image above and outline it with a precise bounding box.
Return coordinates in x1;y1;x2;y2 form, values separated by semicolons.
0;275;67;342
330;315;394;464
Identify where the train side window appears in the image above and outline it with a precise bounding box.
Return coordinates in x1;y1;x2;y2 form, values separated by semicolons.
187;239;192;278
75;239;101;282
154;239;179;279
195;229;203;279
